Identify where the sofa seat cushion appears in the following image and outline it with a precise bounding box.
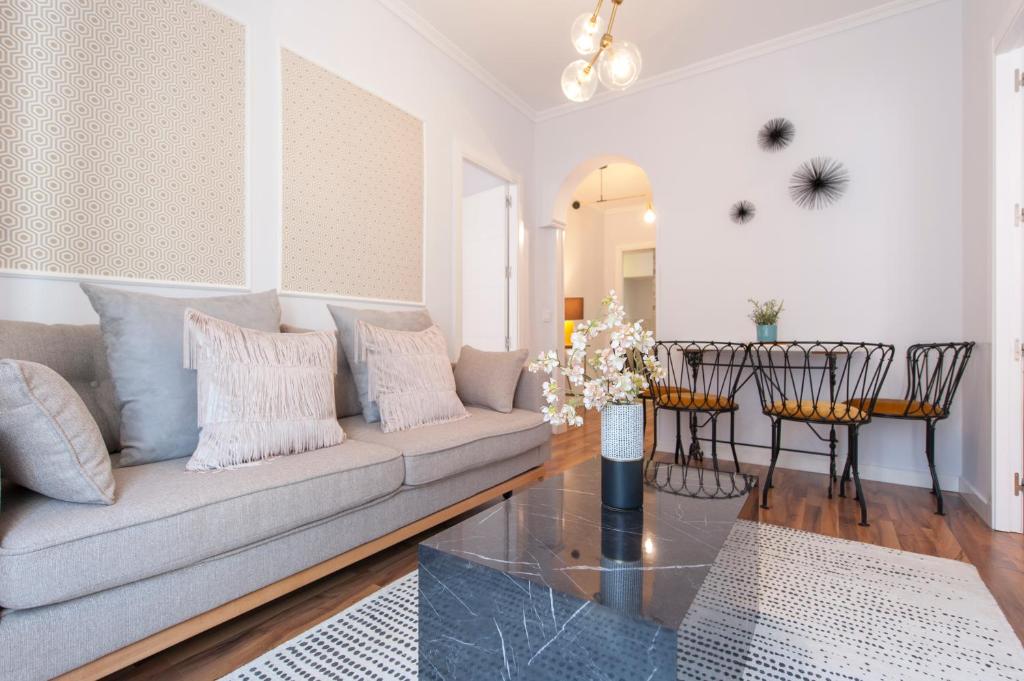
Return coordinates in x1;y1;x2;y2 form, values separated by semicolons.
0;441;403;610
341;407;549;485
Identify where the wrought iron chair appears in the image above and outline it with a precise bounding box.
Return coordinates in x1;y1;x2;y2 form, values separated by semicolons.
844;342;974;516
749;341;894;526
649;341;749;473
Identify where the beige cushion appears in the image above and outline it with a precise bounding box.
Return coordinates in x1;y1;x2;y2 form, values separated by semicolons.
454;346;529;413
0;360;115;505
341;406;548;485
359;322;468;433
183;310;344;471
282;323;362;419
0;441;403;610
326;305;433;422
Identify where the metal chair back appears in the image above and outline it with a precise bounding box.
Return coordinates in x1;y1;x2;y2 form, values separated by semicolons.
749;341;895;423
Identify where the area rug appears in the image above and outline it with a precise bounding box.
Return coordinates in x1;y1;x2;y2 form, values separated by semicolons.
224;521;1024;680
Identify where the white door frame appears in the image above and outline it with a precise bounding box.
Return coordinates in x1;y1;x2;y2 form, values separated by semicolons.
452;145;524;353
992;17;1024;532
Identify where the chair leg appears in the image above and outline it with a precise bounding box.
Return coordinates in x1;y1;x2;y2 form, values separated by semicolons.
688;413;702;462
709;414;720;473
827;426;837;499
849;426;869;527
729;410;742;473
926;420;944;516
839;454;852;498
761;419;781;510
674;411;683;464
649;404;659;460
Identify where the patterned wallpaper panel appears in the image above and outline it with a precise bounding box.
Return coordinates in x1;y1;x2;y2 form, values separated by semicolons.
281;49;424;303
0;0;246;286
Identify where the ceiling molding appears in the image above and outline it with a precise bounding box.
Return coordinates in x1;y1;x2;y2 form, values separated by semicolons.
534;0;947;122
375;0;538;120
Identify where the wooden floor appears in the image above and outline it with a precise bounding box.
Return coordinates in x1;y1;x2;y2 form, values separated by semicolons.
109;413;1024;680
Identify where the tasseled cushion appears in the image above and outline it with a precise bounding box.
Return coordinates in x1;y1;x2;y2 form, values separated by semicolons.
183;309;344;471
358;321;469;433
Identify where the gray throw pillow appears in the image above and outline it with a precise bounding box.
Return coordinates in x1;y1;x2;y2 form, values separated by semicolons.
81;284;281;466
326;305;432;422
454;346;529;413
0;360;115;504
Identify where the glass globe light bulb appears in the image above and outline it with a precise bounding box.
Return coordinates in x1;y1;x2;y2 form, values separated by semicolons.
570;12;606;56
598;41;642;90
561;59;598;103
643;205;657;224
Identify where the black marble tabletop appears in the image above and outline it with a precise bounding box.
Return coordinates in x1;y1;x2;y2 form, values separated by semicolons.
418;458;755;680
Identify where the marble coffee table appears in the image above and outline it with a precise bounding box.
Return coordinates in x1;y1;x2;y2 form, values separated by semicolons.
418;458;758;680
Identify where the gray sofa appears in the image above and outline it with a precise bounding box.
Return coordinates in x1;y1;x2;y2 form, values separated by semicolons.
0;321;551;681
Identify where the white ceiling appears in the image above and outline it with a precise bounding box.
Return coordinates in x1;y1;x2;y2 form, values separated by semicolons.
389;0;916;114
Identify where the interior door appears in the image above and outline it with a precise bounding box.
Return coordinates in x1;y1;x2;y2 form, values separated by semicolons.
461;161;511;351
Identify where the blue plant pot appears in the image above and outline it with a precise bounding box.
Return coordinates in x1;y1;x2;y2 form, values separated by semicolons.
756;324;778;343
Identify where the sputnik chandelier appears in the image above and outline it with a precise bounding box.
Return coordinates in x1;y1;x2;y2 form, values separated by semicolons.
561;0;642;103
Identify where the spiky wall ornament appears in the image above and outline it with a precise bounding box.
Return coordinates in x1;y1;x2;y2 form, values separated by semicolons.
730;200;756;224
789;157;850;210
757;118;795;152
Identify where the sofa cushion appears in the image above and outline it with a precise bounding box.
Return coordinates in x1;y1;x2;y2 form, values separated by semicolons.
184;310;343;470
81;284;282;467
0;440;402;610
327;305;433;422
282;323;362;419
0;321;120;452
0;360;115;504
454;346;529;413
341;406;548;485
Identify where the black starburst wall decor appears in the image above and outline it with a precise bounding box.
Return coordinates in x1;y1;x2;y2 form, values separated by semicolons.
789;157;850;210
757;117;795;152
730;200;756;224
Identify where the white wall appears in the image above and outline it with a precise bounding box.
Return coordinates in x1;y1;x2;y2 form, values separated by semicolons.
961;0;1024;530
0;0;535;358
533;0;965;490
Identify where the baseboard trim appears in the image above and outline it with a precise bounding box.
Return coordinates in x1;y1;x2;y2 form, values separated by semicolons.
656;443;960;492
958;476;993;526
55;464;548;681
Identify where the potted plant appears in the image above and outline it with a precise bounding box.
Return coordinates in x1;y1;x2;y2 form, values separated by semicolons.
749;298;784;343
530;291;663;509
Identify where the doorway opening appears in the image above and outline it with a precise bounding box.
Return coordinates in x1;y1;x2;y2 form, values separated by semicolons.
562;162;656;350
459;159;518;351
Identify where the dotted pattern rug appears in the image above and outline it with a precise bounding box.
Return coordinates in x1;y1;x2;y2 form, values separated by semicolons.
225;522;1024;681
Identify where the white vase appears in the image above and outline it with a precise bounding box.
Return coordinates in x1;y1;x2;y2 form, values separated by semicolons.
600;402;644;509
600;402;644;461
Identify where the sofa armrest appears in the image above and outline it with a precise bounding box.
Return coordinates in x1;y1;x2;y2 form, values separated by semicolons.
513;367;546;413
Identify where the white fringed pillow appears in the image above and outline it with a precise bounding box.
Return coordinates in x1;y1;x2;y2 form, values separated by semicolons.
183;309;344;471
358;321;468;433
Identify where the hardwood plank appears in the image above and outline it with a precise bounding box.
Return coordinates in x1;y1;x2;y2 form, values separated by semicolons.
102;411;1024;679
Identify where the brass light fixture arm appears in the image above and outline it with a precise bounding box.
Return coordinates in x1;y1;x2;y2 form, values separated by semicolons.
583;0;623;74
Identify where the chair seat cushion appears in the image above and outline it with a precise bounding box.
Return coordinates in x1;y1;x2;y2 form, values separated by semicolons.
846;397;944;418
656;390;732;410
0;441;403;610
341;407;548;485
767;400;867;422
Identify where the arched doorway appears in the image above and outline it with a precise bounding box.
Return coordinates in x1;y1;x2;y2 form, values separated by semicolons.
546;157;657;360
